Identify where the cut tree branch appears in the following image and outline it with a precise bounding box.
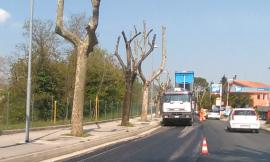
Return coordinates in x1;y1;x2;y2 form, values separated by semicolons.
55;0;81;46
137;34;156;68
114;36;126;70
88;0;100;31
85;0;100;54
149;27;166;83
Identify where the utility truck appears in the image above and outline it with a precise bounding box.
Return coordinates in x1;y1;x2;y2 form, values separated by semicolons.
161;71;195;125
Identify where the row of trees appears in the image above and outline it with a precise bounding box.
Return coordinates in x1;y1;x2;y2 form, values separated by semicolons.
0;17;134;126
1;0;169;137
55;0;168;136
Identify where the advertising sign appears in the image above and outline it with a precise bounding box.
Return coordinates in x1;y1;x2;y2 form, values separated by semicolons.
211;84;222;94
230;86;270;93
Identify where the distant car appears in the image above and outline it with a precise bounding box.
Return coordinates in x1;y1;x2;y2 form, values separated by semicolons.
227;108;260;133
207;110;220;120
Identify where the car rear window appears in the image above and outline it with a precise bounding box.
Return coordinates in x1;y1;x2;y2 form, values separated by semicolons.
234;110;256;116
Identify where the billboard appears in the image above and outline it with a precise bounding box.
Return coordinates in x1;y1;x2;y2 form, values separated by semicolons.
211;84;222;94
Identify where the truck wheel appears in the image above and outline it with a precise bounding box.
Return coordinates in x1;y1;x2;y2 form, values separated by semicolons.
226;126;230;132
162;120;167;126
188;119;193;126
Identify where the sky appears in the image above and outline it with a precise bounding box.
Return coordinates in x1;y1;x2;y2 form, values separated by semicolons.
1;0;270;84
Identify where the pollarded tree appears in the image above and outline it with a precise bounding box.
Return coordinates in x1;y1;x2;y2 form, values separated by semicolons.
55;0;101;136
138;25;166;121
114;26;156;126
154;73;171;118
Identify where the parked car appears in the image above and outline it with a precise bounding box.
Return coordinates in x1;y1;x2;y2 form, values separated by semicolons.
207;109;220;120
227;108;260;133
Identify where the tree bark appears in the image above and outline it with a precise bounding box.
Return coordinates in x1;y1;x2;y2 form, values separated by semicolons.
141;82;150;121
121;74;133;126
156;97;161;118
71;46;87;136
114;31;142;126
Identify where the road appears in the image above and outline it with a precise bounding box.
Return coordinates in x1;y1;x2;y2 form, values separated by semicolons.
63;120;270;162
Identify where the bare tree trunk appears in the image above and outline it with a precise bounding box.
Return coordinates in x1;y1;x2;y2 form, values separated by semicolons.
138;26;166;122
156;97;161;118
71;46;87;135
55;0;100;136
141;82;150;121
121;76;133;126
114;25;156;126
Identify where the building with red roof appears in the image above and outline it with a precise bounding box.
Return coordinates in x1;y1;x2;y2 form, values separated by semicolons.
230;80;270;107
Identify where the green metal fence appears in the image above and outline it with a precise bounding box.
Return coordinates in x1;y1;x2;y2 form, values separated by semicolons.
0;99;141;131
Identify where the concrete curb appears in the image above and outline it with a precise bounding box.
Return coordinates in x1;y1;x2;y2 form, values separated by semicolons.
0;123;160;162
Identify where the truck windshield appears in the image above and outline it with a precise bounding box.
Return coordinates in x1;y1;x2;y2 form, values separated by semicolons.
163;94;190;102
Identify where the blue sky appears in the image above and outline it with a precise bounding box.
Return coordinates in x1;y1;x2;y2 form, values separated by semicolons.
1;0;270;84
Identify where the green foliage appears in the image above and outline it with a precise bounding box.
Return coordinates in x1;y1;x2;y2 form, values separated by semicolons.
194;77;208;89
229;93;253;108
194;77;211;109
85;48;125;103
2;18;142;128
200;90;212;110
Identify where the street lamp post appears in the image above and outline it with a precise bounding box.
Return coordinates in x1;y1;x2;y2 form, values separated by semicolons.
25;0;34;143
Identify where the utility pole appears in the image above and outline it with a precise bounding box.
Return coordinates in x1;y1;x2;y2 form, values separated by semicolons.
226;82;229;107
226;78;234;107
25;0;34;143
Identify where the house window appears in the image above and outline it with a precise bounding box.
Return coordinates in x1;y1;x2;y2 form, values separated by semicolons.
257;94;260;100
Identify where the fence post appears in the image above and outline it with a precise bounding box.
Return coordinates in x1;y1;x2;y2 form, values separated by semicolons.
113;101;115;119
54;100;57;124
104;101;107;120
51;96;54;123
95;96;98;121
6;91;10;128
89;99;92;120
136;102;139;116
65;97;69;121
110;102;113;120
116;101;119;118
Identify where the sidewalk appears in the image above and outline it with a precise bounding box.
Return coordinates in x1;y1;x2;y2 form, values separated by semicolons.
259;120;270;132
0;116;161;162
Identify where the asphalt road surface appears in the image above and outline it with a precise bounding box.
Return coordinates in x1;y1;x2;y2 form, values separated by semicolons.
63;119;270;162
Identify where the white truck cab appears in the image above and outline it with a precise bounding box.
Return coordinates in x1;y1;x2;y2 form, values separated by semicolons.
161;90;194;126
